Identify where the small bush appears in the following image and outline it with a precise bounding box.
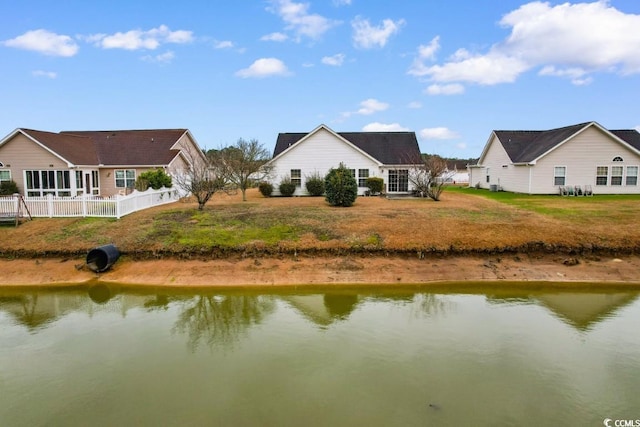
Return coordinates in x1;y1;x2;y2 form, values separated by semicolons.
365;177;384;195
135;169;172;191
0;180;19;195
305;172;325;196
258;181;273;197
279;176;296;197
324;163;358;207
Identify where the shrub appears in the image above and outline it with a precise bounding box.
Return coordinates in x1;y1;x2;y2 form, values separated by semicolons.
135;169;172;191
258;181;273;197
305;172;325;196
324;163;358;207
365;177;384;195
0;180;19;195
279;176;296;197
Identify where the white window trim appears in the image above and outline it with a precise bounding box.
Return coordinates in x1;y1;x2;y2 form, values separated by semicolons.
553;166;566;186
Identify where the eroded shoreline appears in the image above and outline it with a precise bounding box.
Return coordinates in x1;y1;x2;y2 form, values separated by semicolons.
1;253;640;288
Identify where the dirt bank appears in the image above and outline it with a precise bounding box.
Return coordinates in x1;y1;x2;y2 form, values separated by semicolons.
1;254;640;287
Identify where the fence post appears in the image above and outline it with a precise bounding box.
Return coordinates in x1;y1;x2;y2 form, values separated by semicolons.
13;194;19;217
82;195;88;217
47;194;54;218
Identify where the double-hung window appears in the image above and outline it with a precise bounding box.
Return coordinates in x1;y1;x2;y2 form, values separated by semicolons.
626;166;638;186
358;169;369;187
290;169;301;187
595;166;608;186
554;166;566;186
611;166;623;186
0;169;10;184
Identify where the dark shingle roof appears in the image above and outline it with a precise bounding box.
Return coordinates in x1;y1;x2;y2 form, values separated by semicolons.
494;122;640;163
274;130;421;164
21;129;99;165
62;129;186;165
19;128;187;166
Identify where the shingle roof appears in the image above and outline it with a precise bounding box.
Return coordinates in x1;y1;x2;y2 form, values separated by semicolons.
494;122;640;163
274;130;421;164
61;129;187;165
19;128;187;166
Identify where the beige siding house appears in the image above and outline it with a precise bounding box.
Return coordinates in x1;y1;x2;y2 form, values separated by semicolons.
469;122;640;194
268;124;422;196
0;128;205;197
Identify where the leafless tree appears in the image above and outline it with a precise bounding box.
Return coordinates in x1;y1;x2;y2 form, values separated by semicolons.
173;143;227;210
407;154;451;201
210;138;273;202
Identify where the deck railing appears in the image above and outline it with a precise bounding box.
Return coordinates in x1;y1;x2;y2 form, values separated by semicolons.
0;186;179;219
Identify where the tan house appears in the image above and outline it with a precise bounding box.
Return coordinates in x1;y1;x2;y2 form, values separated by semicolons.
0;128;206;197
469;122;640;194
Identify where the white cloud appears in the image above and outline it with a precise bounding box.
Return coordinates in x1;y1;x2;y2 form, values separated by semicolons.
32;70;57;79
352;16;404;49
141;51;175;64
267;0;338;41
3;29;78;57
407;36;440;76
407;101;422;109
362;122;409;132
214;40;234;49
419;127;460;140
89;25;193;50
333;0;351;5
235;57;292;78
261;32;289;42
322;53;345;66
408;1;640;87
341;98;389;119
425;83;465;95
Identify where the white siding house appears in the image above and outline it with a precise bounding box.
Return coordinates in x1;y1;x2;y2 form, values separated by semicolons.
267;124;421;196
469;122;640;194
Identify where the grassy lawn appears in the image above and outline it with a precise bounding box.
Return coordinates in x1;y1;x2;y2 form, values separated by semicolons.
2;187;640;256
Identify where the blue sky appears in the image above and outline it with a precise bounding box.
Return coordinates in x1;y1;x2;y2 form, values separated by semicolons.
1;0;639;158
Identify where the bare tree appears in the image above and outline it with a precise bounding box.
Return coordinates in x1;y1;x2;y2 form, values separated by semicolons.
210;138;273;202
173;143;227;210
407;154;451;201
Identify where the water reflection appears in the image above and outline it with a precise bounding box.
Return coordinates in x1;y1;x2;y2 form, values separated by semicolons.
173;294;276;350
1;285;639;426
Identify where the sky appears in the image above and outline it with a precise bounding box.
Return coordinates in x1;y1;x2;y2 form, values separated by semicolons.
1;0;639;158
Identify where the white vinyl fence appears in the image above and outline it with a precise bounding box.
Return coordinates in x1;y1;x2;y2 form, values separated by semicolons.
0;186;180;220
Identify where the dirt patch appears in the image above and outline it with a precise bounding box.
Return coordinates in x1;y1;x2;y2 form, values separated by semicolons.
2;254;640;288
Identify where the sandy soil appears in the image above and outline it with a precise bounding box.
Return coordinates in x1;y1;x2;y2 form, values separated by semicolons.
1;254;640;288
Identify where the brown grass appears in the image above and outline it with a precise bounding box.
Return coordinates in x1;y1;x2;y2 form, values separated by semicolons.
2;188;640;258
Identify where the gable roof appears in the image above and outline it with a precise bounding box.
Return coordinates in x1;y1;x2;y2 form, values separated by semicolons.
9;128;188;167
273;125;421;165
61;129;187;166
492;122;640;164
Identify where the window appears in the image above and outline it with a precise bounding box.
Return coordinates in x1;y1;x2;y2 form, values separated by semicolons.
611;166;623;186
349;169;356;178
554;166;566;186
388;169;409;192
596;166;608;186
0;170;10;183
290;169;301;187
24;170;71;196
627;166;638;186
486;168;490;183
92;171;100;195
358;169;369;187
115;169;136;188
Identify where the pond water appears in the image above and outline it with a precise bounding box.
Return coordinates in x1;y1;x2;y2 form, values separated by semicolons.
1;284;639;427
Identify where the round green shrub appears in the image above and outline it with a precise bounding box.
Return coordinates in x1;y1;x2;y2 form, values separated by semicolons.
279;177;296;197
324;163;358;207
0;180;19;195
258;181;273;197
305;173;325;196
365;177;384;195
135;169;172;190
